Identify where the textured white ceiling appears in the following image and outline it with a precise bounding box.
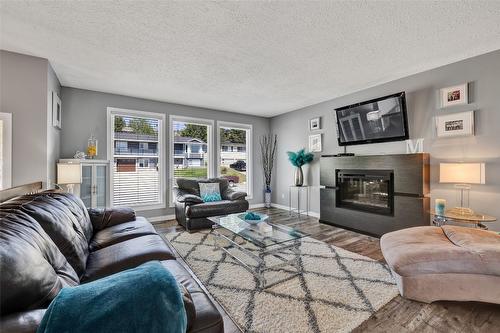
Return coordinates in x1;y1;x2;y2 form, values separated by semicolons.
1;1;500;117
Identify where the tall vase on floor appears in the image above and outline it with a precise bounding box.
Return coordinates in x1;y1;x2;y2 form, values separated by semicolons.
260;134;277;209
264;186;272;208
294;166;304;186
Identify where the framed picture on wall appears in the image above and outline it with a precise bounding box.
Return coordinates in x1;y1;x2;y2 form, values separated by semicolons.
309;117;321;131
309;134;322;152
439;83;468;108
52;91;62;129
436;111;474;138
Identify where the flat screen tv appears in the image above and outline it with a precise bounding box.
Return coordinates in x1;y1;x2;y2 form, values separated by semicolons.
334;92;409;146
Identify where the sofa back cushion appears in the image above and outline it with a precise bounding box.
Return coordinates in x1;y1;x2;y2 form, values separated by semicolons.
0;192;92;278
45;192;93;242
0;210;79;315
176;178;229;197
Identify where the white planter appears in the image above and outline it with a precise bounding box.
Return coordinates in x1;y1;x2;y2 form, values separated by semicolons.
264;191;272;208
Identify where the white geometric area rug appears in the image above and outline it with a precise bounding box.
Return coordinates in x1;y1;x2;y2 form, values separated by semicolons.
164;230;398;333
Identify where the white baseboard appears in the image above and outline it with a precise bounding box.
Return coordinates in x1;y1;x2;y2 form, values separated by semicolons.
148;214;175;223
249;203;265;208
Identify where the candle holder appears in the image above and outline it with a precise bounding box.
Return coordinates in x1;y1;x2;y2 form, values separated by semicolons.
435;199;446;216
87;135;98;159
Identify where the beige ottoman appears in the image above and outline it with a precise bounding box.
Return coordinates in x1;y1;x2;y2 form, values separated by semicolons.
381;225;500;304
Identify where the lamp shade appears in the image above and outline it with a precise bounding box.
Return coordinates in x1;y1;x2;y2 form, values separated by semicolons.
439;163;485;184
57;163;82;184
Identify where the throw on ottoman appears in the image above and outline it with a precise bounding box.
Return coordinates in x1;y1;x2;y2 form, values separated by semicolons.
381;225;500;304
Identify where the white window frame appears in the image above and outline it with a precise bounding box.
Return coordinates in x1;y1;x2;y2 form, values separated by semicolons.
169;115;214;206
0;112;12;190
107;107;166;211
216;121;253;199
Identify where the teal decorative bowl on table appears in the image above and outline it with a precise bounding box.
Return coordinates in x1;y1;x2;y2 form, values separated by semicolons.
238;212;269;224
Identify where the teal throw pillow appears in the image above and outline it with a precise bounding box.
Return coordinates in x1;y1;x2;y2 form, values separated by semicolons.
199;183;222;202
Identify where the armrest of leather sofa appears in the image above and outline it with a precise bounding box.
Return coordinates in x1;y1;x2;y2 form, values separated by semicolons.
88;207;136;231
1;309;46;333
173;188;203;204
224;189;247;201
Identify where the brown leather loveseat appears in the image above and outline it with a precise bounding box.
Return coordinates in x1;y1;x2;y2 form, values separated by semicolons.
0;191;223;332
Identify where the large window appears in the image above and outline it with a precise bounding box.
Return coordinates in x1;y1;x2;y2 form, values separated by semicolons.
170;116;213;203
217;122;252;198
108;108;165;209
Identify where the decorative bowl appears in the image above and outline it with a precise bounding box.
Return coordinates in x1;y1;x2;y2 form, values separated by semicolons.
238;212;269;225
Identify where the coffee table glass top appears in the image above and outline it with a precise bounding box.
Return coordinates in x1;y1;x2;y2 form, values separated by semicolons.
208;213;309;248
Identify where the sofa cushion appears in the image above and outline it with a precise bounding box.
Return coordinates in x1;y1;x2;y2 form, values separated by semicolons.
0;193;91;278
88;207;136;231
381;226;500;277
185;200;248;219
89;217;158;251
83;235;175;282
0;210;79;315
44;192;93;242
161;260;223;333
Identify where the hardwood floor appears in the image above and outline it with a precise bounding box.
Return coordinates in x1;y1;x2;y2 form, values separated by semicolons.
153;207;500;333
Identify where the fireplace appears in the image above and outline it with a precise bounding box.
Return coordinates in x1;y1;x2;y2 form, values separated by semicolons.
336;169;394;216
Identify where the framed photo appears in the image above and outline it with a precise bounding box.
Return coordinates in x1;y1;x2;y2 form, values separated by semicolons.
436;111;474;138
309;134;322;152
52;91;62;129
309;117;321;131
440;83;468;108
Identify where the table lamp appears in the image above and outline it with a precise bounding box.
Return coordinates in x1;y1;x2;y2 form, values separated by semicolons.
439;162;485;215
57;163;82;194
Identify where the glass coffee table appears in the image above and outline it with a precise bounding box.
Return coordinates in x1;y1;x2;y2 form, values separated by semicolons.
208;213;309;289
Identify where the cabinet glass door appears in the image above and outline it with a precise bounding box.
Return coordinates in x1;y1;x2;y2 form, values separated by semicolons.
95;165;107;208
80;165;92;208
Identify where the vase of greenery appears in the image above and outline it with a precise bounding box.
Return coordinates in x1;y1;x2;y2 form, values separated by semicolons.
260;134;277;208
287;149;314;186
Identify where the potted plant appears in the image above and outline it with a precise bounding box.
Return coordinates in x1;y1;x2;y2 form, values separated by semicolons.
287;149;314;186
260;134;277;208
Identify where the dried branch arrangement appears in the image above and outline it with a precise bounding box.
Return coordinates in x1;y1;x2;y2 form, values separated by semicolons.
259;134;277;192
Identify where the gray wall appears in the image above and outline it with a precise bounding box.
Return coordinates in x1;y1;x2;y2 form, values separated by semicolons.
47;63;61;186
0;50;60;187
60;87;270;218
270;50;500;231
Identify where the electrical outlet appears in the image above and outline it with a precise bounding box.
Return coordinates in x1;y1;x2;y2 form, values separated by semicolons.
281;193;285;199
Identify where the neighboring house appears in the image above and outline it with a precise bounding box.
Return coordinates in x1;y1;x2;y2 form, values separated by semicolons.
113;132;245;171
114;130;159;172
173;136;207;168
220;141;246;165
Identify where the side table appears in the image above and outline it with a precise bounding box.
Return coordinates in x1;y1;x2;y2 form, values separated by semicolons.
431;210;496;230
289;185;310;219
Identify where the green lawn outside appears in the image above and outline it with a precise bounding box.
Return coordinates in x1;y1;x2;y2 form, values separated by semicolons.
221;167;246;183
174;167;208;178
174;166;246;183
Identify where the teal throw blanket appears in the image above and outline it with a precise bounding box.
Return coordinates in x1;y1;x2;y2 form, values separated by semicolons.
37;261;187;333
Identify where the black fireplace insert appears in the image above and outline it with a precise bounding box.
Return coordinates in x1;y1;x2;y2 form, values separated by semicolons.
336;169;394;216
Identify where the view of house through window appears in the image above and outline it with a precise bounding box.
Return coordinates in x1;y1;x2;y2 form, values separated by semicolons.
172;120;211;189
111;112;163;207
219;123;251;196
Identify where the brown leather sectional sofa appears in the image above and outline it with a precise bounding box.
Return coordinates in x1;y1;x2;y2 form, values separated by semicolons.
0;191;223;332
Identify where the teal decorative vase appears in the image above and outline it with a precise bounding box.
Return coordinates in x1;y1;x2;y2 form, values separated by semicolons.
294;166;304;186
